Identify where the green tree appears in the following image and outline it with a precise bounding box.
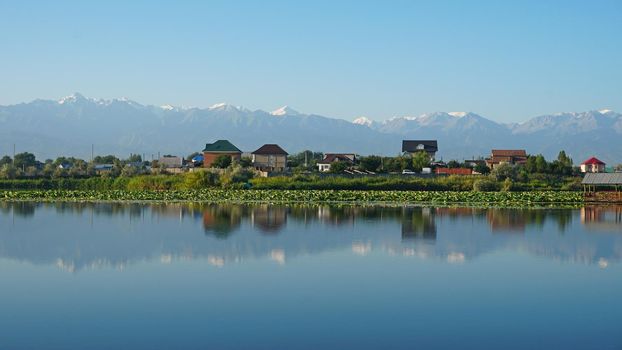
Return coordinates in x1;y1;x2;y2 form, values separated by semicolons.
447;160;461;168
474;163;490;175
411;151;430;173
0;156;12;166
239;156;253;168
359;156;382;172
14;152;36;169
212;155;232;169
491;163;517;181
329;161;349;174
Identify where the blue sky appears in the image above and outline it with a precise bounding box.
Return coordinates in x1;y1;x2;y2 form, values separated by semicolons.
0;0;620;122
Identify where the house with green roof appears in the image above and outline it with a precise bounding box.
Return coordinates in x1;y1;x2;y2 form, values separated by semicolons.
202;140;242;168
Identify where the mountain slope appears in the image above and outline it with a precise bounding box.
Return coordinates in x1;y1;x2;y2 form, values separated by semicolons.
0;94;620;164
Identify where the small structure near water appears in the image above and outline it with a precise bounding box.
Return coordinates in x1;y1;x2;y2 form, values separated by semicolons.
582;173;622;202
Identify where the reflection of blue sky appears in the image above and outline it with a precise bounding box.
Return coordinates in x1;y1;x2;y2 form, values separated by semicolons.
0;203;620;271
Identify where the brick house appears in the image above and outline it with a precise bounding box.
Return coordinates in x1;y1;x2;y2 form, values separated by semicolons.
202;140;242;168
485;149;527;169
251;144;288;172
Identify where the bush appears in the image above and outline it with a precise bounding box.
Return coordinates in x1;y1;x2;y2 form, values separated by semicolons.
182;170;219;189
473;179;499;192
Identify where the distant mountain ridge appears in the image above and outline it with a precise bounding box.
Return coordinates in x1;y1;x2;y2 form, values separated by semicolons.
0;93;620;164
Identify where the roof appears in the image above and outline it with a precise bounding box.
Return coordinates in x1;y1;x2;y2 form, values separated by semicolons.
252;144;288;155
402;140;438;153
436;168;472;175
202;140;242;153
582;173;622;185
491;149;527;157
318;154;355;164
581;157;606;165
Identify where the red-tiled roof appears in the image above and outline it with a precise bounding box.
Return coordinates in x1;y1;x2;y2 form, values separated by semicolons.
435;168;472;175
491;149;527;157
581;157;605;165
252;144;288;155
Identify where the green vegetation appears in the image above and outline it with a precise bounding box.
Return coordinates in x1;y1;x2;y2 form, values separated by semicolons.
0;189;583;204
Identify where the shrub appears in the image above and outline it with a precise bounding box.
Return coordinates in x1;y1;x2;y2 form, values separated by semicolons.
473;179;499;192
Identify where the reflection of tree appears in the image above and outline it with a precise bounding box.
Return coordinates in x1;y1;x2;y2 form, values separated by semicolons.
12;202;37;218
202;205;242;238
487;209;527;233
251;205;287;234
402;207;436;240
487;209;575;234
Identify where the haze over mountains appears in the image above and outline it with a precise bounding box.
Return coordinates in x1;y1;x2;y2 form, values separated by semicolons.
0;93;620;164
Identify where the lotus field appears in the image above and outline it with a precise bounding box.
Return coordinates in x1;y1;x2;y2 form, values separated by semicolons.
0;190;583;204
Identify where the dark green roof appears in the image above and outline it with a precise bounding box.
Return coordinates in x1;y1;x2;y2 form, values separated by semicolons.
202;140;242;153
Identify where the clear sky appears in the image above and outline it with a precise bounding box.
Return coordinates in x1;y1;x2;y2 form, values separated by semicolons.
0;0;620;122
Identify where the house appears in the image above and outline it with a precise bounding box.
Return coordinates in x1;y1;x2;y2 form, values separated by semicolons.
251;144;288;172
94;164;114;175
580;157;606;173
317;153;356;172
158;156;183;169
435;167;473;175
485;149;527;169
202;140;242;168
402;140;438;160
58;162;73;170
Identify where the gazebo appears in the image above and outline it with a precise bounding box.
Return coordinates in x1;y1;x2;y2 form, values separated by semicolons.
582;173;622;202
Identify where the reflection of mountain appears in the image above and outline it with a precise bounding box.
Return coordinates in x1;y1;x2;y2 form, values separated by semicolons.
0;202;621;271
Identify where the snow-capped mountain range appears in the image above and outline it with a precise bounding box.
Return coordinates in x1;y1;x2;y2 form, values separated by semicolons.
0;93;620;164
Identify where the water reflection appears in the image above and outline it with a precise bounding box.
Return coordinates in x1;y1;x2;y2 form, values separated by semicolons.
0;202;620;271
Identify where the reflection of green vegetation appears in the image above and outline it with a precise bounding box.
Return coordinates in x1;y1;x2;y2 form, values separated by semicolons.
402;207;436;239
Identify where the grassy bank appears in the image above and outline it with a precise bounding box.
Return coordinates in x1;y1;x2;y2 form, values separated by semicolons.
0;189;583;204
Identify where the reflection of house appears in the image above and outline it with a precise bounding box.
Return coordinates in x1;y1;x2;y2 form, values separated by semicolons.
202;140;242;168
485;150;527;169
251;144;288;172
251;206;287;233
317;153;356;172
402;140;438;160
202;206;242;238
581;206;622;231
401;207;436;240
580;157;606;173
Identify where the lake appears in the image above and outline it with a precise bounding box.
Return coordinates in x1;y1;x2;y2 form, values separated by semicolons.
0;202;621;349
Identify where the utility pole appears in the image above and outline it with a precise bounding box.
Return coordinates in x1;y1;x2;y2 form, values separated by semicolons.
91;144;94;163
304;151;308;168
13;144;15;166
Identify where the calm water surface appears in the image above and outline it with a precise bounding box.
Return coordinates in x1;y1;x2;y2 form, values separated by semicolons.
0;202;621;350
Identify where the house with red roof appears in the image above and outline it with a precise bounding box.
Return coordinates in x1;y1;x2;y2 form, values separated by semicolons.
580;157;606;173
317;153;357;172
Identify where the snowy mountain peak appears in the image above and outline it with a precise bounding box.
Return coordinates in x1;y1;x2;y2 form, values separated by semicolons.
599;109;613;114
352;116;374;127
208;102;240;112
448;111;468;117
58;93;87;104
271;106;300;116
160;104;175;111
